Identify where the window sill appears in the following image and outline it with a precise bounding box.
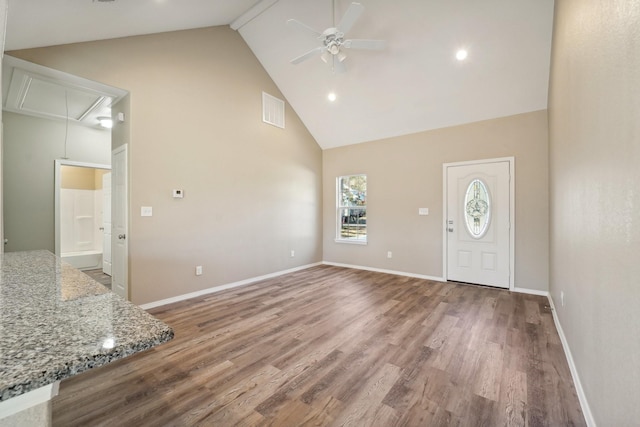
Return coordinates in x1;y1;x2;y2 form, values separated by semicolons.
334;239;368;245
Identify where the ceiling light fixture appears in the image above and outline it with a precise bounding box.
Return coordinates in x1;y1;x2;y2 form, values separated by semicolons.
97;116;113;129
456;49;468;61
328;93;337;102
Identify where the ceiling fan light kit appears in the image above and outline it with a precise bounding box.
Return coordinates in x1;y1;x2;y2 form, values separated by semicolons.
287;1;386;73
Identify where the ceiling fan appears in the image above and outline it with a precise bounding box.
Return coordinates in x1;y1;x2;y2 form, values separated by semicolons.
287;1;385;73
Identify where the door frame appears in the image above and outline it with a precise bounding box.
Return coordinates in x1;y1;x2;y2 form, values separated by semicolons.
54;159;111;257
442;157;515;290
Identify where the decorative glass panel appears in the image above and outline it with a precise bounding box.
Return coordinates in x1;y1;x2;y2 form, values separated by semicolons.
464;179;491;238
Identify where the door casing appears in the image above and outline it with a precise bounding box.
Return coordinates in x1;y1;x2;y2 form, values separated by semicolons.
442;157;515;290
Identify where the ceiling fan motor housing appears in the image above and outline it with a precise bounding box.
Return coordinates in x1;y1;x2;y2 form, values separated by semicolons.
323;29;345;55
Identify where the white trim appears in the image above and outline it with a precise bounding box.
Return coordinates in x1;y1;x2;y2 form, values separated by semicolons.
512;287;549;297
442;157;515;290
547;296;596;427
0;381;59;420
54;160;111;257
322;261;445;283
139;262;322;310
333;239;367;245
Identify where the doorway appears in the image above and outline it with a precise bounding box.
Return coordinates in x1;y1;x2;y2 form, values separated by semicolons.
54;160;111;275
443;157;515;289
2;56;131;299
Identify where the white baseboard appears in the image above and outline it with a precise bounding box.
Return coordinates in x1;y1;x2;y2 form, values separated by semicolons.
512;287;549;297
322;261;445;282
139;262;322;310
547;295;596;427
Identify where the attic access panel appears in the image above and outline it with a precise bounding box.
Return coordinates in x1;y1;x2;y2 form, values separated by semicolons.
2;56;128;126
5;68;112;122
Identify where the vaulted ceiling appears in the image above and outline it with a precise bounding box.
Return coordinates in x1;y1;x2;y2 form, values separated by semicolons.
4;0;555;149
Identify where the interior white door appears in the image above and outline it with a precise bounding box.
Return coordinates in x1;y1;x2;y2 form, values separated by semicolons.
112;145;128;299
446;160;511;288
102;172;112;276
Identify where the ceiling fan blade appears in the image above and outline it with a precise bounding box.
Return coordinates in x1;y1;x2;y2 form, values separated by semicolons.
286;19;322;38
290;46;325;64
343;39;386;50
337;2;364;35
333;55;347;74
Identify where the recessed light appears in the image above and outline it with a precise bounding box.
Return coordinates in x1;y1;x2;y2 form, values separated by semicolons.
456;49;468;61
97;116;113;128
328;92;337;102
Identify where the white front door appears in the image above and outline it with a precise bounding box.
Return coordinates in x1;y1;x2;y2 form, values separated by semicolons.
112;145;128;299
102;172;112;276
445;159;513;288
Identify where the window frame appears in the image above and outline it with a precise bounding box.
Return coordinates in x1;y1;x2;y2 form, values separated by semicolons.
335;174;367;245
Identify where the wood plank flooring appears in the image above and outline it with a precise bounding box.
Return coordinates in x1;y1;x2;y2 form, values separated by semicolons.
82;269;112;289
52;265;586;426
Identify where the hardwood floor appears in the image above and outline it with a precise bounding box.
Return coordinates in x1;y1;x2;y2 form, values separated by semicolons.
82;269;112;289
52;265;585;426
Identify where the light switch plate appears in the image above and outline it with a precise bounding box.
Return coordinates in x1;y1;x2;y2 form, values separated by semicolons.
173;189;184;198
419;208;429;216
141;206;153;217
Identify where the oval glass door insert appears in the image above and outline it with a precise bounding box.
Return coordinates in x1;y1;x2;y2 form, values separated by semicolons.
464;179;491;238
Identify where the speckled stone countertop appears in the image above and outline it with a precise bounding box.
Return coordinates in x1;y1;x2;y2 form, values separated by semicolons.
0;250;174;401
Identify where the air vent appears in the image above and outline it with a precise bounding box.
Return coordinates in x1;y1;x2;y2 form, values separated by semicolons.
262;92;285;129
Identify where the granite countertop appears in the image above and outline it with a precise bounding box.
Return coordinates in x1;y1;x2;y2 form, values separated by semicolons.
0;250;174;401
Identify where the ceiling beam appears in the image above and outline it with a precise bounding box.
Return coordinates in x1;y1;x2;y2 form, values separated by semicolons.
230;0;280;31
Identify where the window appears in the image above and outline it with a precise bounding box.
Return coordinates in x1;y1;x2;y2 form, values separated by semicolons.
336;175;367;243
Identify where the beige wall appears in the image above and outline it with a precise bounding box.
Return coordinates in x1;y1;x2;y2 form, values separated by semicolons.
61;165;99;190
8;26;323;305
3;112;110;252
323;110;549;292
548;0;640;423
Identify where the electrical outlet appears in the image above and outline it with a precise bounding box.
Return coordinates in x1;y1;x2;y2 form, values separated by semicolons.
387;251;393;259
561;291;565;307
195;266;203;276
290;250;295;258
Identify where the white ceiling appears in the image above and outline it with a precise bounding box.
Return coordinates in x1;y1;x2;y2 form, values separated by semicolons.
4;0;555;149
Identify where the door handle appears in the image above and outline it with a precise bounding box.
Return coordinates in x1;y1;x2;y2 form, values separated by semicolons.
118;234;126;240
